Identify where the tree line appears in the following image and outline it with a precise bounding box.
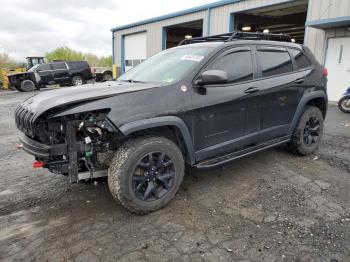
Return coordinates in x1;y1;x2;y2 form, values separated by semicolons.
0;46;112;69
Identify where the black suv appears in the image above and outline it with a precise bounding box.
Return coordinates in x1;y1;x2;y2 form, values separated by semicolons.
8;61;94;92
15;32;327;214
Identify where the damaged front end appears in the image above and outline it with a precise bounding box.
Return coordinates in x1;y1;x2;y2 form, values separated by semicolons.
15;106;120;182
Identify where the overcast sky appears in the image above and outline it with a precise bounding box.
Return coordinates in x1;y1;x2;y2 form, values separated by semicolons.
0;0;214;61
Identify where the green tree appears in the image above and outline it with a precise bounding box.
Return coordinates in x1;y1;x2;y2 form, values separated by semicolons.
45;47;84;62
84;53;100;66
46;47;113;67
98;55;112;67
0;53;16;67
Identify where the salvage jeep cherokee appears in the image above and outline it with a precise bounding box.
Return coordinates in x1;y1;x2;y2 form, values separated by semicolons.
15;32;327;214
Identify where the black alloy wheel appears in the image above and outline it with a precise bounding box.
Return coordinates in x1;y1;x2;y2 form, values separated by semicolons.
132;152;175;201
108;136;185;214
303;116;321;146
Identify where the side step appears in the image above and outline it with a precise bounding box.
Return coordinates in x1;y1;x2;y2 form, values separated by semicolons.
78;169;108;181
196;136;290;169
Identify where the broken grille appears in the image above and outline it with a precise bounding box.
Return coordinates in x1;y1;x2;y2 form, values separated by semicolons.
15;105;36;137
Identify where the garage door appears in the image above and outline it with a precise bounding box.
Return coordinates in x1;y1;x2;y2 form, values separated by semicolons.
325;37;350;101
124;32;147;72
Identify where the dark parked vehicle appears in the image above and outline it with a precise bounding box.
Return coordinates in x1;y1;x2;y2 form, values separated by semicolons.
15;32;328;214
8;61;94;92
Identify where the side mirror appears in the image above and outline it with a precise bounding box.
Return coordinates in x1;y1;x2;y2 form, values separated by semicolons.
196;70;228;86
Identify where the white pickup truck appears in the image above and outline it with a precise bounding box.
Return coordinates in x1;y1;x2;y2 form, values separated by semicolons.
92;67;113;82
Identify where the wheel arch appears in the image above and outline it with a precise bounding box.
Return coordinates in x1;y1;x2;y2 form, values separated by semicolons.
119;116;195;165
103;70;112;75
289;91;327;133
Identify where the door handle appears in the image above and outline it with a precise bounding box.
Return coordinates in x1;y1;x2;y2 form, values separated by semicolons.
294;78;305;84
244;87;260;94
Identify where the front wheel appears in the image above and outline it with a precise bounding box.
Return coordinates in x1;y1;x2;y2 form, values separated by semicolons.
19;79;35;92
288;106;324;155
108;136;184;214
338;97;350;113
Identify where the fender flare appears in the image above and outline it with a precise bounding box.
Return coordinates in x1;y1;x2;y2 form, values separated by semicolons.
289;90;327;133
119;116;195;164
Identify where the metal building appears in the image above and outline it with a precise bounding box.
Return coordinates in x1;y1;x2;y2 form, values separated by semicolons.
111;0;350;101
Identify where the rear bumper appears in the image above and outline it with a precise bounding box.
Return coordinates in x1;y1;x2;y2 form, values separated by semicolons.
19;134;66;158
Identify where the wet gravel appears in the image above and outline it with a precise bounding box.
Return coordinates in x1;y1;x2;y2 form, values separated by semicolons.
0;90;349;261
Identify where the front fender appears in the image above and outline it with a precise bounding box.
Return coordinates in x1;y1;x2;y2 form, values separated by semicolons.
119;116;195;164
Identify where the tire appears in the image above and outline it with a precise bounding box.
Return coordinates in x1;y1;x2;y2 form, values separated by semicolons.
288;106;324;155
20;79;35;92
108;136;185;214
72;75;83;86
338;97;350;113
103;72;113;81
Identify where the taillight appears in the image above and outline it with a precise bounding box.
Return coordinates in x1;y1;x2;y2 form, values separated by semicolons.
323;67;328;77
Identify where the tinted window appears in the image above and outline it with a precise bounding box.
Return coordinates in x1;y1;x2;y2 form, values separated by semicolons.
38;63;51;71
67;61;88;70
119;45;216;83
52;62;67;70
258;50;293;77
209;50;253;83
290;49;311;70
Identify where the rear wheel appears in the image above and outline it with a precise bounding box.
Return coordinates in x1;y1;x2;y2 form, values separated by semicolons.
19;80;35;92
72;75;83;86
338;97;350;113
288;106;324;155
103;72;113;81
108;136;184;214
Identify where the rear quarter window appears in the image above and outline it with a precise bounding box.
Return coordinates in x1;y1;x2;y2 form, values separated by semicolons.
67;61;89;70
257;48;293;77
289;48;312;70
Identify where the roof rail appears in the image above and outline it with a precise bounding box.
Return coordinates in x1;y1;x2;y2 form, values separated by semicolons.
179;31;292;45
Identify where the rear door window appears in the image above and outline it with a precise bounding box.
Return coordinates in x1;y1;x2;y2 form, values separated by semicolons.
52;62;67;70
67;61;88;70
208;48;254;84
257;47;293;77
289;48;312;70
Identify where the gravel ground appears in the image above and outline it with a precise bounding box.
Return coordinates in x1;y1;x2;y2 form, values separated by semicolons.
0;90;349;262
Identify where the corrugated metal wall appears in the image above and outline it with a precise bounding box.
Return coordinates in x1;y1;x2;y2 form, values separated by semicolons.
113;11;208;67
113;0;291;67
305;0;350;63
307;0;350;21
113;0;350;67
210;0;290;34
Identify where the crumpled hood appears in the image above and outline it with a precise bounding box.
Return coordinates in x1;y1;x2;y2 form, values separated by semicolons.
19;81;159;120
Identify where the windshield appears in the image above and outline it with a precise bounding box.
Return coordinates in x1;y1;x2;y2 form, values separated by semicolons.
118;46;215;84
28;64;40;72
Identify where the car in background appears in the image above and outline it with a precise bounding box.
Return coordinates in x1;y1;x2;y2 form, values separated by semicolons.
92;67;113;82
8;61;94;92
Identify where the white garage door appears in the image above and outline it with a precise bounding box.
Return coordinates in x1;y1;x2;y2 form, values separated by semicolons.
325;37;350;101
124;32;147;72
